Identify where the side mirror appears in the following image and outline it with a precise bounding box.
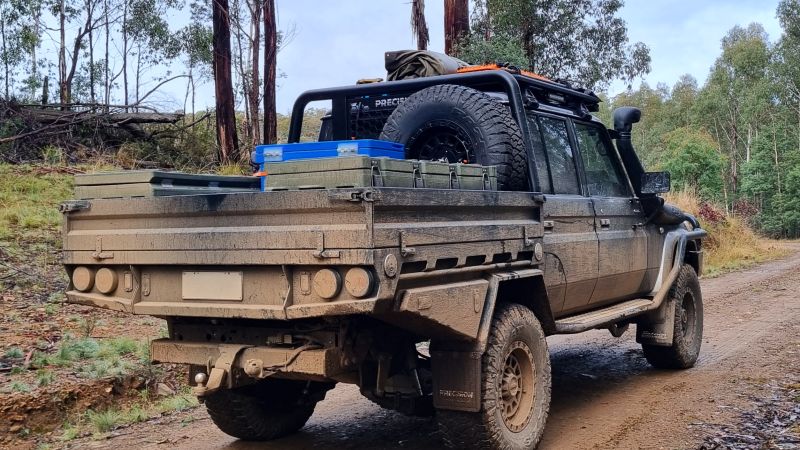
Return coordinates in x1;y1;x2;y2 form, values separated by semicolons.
640;172;670;194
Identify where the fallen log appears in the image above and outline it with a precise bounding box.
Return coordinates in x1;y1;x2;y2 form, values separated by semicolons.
110;112;184;124
9;109;183;125
0;100;185;147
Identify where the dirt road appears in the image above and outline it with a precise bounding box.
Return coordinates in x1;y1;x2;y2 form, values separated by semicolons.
72;249;800;450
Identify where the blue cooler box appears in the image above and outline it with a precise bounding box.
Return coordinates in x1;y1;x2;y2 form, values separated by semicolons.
251;139;405;191
252;139;405;164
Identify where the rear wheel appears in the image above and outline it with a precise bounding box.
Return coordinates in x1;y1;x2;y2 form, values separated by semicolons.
204;379;333;441
437;304;551;449
642;264;703;369
379;84;528;191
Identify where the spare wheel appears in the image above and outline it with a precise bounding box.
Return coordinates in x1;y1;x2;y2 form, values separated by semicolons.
379;84;528;191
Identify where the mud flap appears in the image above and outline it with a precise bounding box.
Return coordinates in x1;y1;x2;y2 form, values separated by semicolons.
430;347;481;412
636;297;676;346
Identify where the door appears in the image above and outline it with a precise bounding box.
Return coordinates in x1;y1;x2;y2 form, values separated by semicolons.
572;121;649;306
529;114;598;316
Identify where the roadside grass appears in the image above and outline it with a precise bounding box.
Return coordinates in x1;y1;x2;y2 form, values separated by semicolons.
1;331;193;442
36;369;55;386
8;380;31;393
26;335;149;379
86;409;123;433
1;301;171;425
59;424;80;442
1;335;161;393
60;389;199;440
0;163;189;444
0;164;76;297
155;393;198;413
700;214;783;276
4;347;24;358
664;190;788;277
0;165;74;243
216;162;250;175
0;162;114;253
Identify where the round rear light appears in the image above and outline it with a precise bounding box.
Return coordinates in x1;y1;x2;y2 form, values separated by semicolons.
313;269;342;300
95;268;119;294
345;267;375;298
72;267;94;292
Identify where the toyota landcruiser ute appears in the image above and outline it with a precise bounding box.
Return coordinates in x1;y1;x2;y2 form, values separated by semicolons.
60;66;706;449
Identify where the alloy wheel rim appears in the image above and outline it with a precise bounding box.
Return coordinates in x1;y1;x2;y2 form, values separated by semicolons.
411;123;474;163
499;341;536;432
680;292;695;339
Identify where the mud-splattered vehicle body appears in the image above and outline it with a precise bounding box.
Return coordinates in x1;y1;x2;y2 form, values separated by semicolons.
61;69;706;448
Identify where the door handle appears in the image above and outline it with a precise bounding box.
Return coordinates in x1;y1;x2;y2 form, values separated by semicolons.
600;218;611;228
543;220;554;231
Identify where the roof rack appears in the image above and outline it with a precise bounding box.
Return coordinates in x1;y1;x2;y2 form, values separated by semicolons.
457;63;552;82
288;69;602;191
456;63;600;112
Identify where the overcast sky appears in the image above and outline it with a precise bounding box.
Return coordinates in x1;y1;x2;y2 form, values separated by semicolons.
163;0;783;113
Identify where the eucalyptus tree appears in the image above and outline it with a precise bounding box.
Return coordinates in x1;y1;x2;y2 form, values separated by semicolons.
695;23;772;203
0;2;24;98
459;0;650;88
53;0;107;105
212;0;239;162
121;0;182;107
737;0;800;235
263;0;277;145
178;1;214;115
444;0;469;56
229;0;262;146
774;0;800;152
411;0;429;51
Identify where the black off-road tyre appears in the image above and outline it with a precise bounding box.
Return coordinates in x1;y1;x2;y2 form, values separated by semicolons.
205;379;333;441
379;84;528;191
642;264;704;369
437;304;551;449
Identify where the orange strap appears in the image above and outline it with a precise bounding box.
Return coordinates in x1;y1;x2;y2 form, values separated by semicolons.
456;64;551;82
253;171;267;177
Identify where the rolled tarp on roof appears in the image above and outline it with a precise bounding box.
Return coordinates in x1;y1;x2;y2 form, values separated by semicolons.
385;50;470;81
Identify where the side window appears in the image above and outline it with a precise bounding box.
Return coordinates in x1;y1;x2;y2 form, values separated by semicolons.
537;116;581;195
526;115;552;194
574;122;630;197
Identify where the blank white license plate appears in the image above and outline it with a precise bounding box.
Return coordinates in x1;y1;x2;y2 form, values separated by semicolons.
182;271;243;301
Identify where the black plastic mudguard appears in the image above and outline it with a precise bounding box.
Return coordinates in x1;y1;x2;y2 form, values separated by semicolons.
430;346;482;412
636;296;676;346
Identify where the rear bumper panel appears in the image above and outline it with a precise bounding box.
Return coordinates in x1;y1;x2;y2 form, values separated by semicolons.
150;339;344;379
67;290;385;320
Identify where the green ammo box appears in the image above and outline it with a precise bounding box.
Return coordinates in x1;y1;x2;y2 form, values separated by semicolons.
74;170;260;199
413;160;452;189
264;157;415;190
263;156;497;191
448;163;497;191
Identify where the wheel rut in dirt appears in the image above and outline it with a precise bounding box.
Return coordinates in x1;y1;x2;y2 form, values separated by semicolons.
539;247;800;449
